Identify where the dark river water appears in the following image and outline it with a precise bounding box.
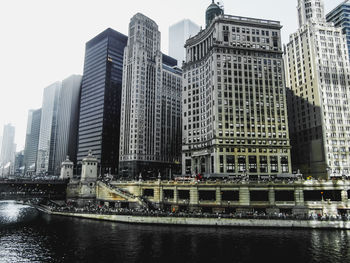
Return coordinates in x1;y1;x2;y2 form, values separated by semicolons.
1;201;350;263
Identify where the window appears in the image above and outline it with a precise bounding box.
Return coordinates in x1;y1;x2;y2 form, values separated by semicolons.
250;191;269;201
238;156;246;172
143;189;154;197
270;156;278;173
220;155;224;173
281;156;289;173
248;156;257;173
226;155;235;173
221;191;239;201
259;156;268;173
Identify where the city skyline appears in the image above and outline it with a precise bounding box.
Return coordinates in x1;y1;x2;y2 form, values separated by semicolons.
0;0;339;151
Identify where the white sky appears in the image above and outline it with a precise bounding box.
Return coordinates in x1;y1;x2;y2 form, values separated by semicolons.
0;0;339;151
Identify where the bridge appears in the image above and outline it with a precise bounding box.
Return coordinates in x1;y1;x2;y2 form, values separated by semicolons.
0;178;69;200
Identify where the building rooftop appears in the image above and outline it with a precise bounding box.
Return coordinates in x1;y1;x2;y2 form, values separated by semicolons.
187;14;281;46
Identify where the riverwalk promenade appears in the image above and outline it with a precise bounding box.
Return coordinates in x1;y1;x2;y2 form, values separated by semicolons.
36;204;350;229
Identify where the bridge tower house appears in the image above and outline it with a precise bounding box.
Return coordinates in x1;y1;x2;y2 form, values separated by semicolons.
60;156;74;179
79;150;98;200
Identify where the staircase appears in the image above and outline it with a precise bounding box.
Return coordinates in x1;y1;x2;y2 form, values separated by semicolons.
98;181;153;210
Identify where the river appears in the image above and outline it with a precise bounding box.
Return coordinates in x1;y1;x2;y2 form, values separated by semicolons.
1;200;350;262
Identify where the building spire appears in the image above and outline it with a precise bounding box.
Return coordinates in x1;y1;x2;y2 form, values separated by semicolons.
206;0;224;27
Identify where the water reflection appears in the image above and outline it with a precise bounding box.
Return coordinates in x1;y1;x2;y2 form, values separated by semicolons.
0;200;36;224
310;230;350;262
0;202;350;262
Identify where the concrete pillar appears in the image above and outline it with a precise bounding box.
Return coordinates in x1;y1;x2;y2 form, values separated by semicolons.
190;187;199;205
341;190;348;203
239;186;250;206
216;187;221;205
295;189;304;205
157;186;162;203
269;187;275;205
174;187;178;204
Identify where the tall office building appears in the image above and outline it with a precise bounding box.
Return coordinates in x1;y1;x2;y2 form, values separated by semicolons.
182;3;291;177
23;109;41;175
24;110;34;173
326;0;350;60
169;19;200;66
53;74;82;175
14;150;24;176
285;0;350;178
77;28;128;176
0;124;16;176
36;81;61;175
119;13;182;179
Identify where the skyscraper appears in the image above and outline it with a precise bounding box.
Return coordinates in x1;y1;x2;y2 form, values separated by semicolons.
77;28;128;176
326;0;350;60
23;108;41;176
0;124;16;176
53;74;82;175
182;3;291;177
119;13;182;179
36;81;61;175
14;150;24;176
169;19;200;66
285;0;350;178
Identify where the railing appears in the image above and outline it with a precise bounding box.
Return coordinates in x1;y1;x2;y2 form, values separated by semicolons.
99;181;152;210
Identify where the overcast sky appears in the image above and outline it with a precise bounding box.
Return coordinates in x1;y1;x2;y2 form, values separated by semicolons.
0;0;339;151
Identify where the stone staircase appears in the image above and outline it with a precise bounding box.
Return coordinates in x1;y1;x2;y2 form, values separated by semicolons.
98;181;153;209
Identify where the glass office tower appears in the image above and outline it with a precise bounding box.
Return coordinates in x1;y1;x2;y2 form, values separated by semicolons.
36;81;61;176
326;0;350;60
53;75;82;175
169;19;200;66
24;109;41;176
77;28;128;176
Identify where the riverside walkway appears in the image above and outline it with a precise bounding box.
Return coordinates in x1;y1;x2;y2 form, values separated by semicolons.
35;202;350;229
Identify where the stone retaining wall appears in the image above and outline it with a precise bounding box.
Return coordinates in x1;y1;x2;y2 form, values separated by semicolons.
38;207;350;229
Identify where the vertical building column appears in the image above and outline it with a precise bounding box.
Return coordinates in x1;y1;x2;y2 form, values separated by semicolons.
239;186;250;206
196;44;199;61
288;154;292;173
341;190;348;203
155;184;162;204
190;187;199;205
269;187;275;206
174;186;178;204
206;155;210;174
216;186;221;205
295;189;304;205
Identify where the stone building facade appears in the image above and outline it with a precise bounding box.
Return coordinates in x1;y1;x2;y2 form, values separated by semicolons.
285;0;350;178
182;7;291;177
119;13;182;179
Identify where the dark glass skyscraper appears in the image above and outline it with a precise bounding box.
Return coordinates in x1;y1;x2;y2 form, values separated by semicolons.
326;0;350;60
77;28;128;176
